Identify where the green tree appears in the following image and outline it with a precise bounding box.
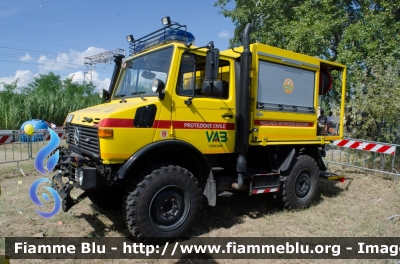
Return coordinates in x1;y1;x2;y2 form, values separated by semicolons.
216;0;400;142
0;72;101;130
26;72;62;93
350;55;400;143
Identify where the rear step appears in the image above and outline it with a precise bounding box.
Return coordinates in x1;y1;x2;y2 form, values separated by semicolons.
250;171;280;196
251;187;279;195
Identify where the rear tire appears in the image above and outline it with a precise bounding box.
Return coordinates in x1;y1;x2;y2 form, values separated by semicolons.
278;155;319;209
123;165;202;240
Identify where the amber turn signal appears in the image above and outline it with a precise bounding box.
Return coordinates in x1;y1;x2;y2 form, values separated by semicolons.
98;128;113;138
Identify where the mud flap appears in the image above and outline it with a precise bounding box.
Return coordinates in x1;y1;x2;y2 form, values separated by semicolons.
203;170;216;206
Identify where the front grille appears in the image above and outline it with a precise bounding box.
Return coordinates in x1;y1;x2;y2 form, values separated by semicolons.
66;124;99;157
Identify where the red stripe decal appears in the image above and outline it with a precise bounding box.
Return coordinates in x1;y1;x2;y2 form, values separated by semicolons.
254;120;313;127
172;121;235;130
99;118;134;128
154;120;170;129
98;119;234;130
0;136;8;144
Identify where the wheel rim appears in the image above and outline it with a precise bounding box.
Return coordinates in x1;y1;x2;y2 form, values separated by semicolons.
294;169;313;200
149;185;190;231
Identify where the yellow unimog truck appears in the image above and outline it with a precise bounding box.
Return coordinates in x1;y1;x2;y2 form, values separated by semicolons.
52;17;346;239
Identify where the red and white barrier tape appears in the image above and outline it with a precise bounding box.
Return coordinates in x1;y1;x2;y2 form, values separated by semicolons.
42;131;66;140
0;135;14;144
0;129;66;144
333;139;396;155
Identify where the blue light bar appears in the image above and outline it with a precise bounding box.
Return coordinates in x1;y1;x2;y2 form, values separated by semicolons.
160;29;195;45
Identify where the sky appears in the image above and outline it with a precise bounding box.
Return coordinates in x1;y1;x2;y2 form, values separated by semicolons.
0;0;235;92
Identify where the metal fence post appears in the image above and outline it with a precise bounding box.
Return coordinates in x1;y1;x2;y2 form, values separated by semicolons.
325;138;400;181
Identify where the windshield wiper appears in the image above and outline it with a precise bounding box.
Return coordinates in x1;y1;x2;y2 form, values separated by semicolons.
114;94;127;103
131;92;147;101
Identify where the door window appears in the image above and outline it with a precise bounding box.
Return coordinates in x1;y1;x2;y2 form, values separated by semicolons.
176;53;230;99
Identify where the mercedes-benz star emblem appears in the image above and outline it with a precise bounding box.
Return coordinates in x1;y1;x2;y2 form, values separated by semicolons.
73;127;80;145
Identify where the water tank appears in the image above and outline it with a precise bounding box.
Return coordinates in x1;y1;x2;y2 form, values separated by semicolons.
20;119;49;142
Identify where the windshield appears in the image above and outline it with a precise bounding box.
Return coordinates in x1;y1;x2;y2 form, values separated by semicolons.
113;47;173;98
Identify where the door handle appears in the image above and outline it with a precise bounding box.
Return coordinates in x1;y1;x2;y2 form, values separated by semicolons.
222;113;233;118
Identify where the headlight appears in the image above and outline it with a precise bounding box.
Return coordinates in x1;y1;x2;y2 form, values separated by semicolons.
64;114;74;125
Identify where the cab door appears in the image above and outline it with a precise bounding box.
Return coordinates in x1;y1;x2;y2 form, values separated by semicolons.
171;51;236;154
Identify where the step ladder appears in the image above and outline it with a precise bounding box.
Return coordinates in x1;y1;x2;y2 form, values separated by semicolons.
249;171;280;196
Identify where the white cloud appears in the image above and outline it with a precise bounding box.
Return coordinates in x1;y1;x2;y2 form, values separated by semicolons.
37;47;107;72
218;31;230;39
66;71;85;83
66;70;110;92
0;70;36;91
5;47;113;93
20;54;33;61
0;69;110;93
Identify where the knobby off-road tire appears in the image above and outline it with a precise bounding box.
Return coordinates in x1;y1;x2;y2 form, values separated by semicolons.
88;186;125;211
278;155;319;210
123;165;202;240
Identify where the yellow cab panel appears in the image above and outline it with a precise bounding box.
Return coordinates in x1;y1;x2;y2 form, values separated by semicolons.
169;47;236;154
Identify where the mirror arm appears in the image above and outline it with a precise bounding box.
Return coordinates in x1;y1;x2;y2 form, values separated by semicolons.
158;91;165;100
185;41;215;52
184;97;194;106
231;47;241;54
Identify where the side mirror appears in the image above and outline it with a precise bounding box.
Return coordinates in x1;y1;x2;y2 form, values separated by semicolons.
151;79;166;100
205;48;219;81
202;80;225;98
99;89;110;101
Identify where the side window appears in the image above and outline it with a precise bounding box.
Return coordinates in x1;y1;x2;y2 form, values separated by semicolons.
176;53;230;99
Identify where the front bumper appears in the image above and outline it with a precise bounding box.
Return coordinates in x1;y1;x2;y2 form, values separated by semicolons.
50;147;101;212
51;172;89;212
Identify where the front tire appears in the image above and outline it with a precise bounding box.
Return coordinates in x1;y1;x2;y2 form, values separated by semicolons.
123;165;201;239
278;155;319;209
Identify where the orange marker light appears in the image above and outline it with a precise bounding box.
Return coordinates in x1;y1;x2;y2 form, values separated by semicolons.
98;128;113;138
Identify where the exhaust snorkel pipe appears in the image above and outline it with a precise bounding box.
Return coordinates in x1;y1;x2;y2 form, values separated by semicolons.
233;23;252;190
108;54;125;96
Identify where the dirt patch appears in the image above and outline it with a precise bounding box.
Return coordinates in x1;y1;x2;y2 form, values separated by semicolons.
0;162;399;263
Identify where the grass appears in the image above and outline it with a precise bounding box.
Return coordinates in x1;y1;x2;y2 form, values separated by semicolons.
0;160;399;264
